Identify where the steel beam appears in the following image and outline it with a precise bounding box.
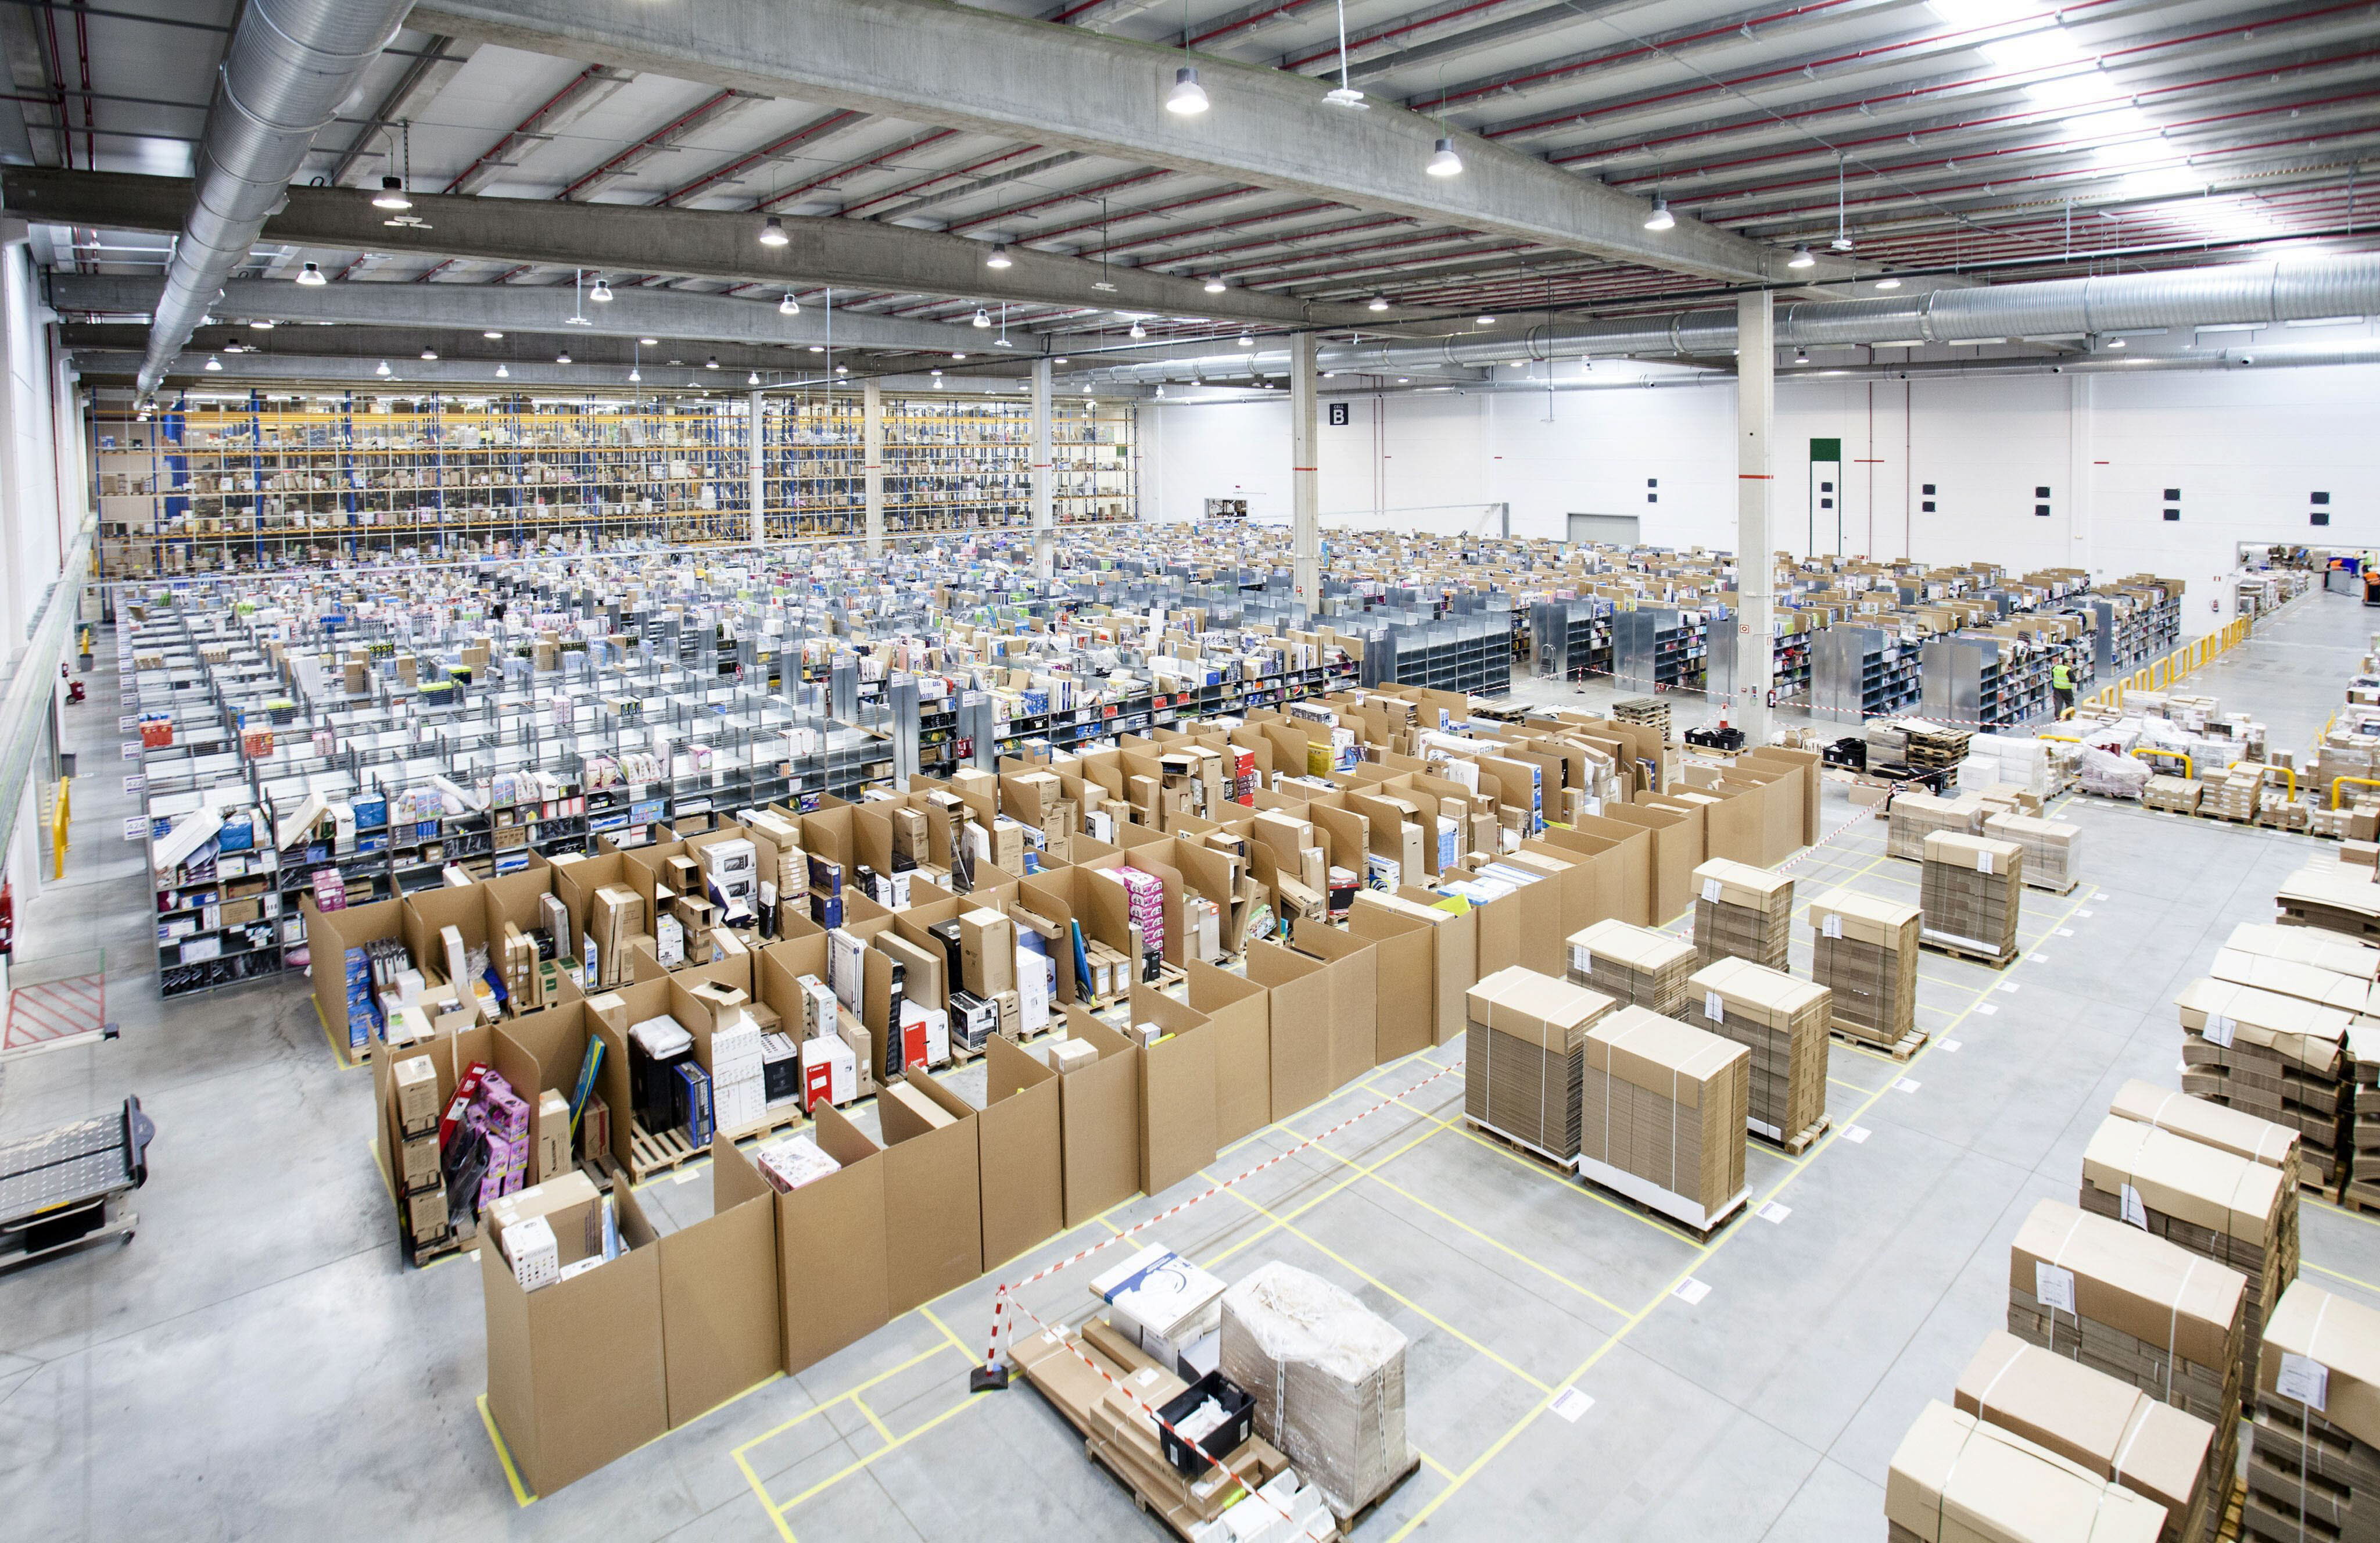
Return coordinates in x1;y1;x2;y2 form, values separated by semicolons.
49;273;994;355
6;170;1398;330
408;0;1833;285
69;348;1035;395
327;37;481;187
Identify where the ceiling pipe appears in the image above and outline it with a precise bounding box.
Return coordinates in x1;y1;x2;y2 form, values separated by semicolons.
135;0;416;398
1086;254;2380;381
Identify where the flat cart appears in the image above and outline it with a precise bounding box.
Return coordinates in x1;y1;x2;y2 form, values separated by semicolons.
0;1096;153;1269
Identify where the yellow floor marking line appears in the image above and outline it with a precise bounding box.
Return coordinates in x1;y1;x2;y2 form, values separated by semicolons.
477;1394;537;1507
2306;1259;2380;1297
769;1391;993;1528
852;1395;897;1448
1381;880;2093;1541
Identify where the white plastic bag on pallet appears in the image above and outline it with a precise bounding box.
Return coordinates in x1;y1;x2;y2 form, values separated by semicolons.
1219;1262;1411;1522
2079;745;2151;799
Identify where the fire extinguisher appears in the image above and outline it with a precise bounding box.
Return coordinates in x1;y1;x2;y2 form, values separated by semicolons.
0;876;16;958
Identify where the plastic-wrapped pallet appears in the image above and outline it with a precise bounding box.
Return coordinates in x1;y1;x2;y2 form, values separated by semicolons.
1218;1262;1412;1523
2081;745;2153;799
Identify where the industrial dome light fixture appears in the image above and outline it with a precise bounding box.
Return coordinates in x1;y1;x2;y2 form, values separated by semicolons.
1787;245;1815;269
495;363;509;378
971;307;991;329
203;355;222;371
1167;65;1209;115
834;363;849;375
985;244;1013;269
249;318;275;331
372;176;411;212
1874;275;1901;291
639;336;658;346
748;370;761;385
296;262;326;287
705;356;720;369
1644;198;1675;232
1793;347;1809;364
1236;330;1254;347
629;366;641;381
555;349;572;363
1128;319;1147;339
1426;137;1463;177
590;278;613;302
1204;275;1228;293
482;329;504;339
1367;294;1389;312
952;351;967;360
375;359;392;377
758;215;789;247
1475;315;1494;326
420;347;438;360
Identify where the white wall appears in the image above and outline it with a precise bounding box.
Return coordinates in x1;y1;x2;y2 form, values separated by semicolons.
1139;361;2380;635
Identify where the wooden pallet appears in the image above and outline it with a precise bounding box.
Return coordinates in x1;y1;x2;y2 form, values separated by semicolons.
1575;1154;1748;1242
2336;1177;2380;1213
408;1230;463;1268
1326;1450;1424;1538
718;1104;805;1147
1752;1114;1831;1157
2213;1472;2246;1543
2021;873;2080;896
1919;933;2019;969
1830;1025;1928;1062
1464;1115;1579;1180
627;1118;701;1181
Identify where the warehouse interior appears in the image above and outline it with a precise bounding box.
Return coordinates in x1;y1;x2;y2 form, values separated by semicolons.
5;2;2380;1541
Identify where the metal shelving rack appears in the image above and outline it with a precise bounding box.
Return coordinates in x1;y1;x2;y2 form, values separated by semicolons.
1809;624;1923;724
1611;606;1708;695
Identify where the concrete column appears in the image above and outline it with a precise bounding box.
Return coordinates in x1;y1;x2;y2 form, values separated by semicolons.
1289;331;1320;613
863;378;883;557
747;389;765;545
1031;359;1053;579
1734;291;1775;745
2067;372;2094;579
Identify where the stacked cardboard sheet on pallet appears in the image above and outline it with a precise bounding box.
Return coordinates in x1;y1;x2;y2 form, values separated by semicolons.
2108;1077;2304;1196
1679;957;1830;1145
1983;812;2081;893
2080;1115;2296;1407
1219;1262;1413;1524
2005;1199;2248;1438
1463;966;1614;1161
1690;859;1793;970
2244;1281;2380;1543
1887;1401;2168;1543
1887;792;1985;861
2279;862;2380;941
2144;775;2203;815
1577;1004;1749;1230
1809;887;1922;1048
1952;1330;2223;1543
2346;1021;2380;1211
1565;919;1696;1015
2175;975;2353;1192
1919;832;2024;960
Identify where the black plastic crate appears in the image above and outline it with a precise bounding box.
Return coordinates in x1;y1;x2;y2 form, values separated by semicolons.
1156;1370;1256;1478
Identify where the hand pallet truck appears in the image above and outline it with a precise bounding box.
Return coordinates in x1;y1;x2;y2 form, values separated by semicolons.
0;1096;153;1269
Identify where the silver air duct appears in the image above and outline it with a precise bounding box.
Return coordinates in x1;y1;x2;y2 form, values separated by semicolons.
138;0;415;398
1093;255;2380;383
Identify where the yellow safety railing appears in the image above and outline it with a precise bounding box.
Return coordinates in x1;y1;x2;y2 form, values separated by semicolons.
2271;766;2299;801
2132;746;2192;778
2081;604;2276;711
49;774;69;879
2332;776;2380;810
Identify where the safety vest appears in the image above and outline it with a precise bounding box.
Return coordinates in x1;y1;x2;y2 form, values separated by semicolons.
2051;663;2073;690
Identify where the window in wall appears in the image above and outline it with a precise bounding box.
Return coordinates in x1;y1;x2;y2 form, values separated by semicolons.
2163;488;2181;501
1922;500;1935;513
2313;512;2332;527
2034;485;2051;498
2314;491;2331;504
1820;498;1833;510
1922;483;1936;495
2163;509;2181;521
1647;493;1658;503
1647;478;1658;488
1820;481;1833;493
2035;505;2050;517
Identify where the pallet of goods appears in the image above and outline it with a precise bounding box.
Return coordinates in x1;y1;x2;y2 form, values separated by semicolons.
2080;1114;2296;1404
1886;1399;2170;1543
1919;832;2024;965
1576;1004;1750;1234
1808;887;1924;1056
1678;957;1830;1153
1983;811;2082;894
1463;966;1615;1166
2243;1283;2380;1543
1689;858;1793;970
2278;862;2380;941
2175;975;2352;1195
1564;919;1695;1015
1887;791;1984;861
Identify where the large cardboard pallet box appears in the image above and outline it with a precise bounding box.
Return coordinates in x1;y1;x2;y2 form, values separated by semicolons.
2245;1281;2380;1543
1462;965;1614;1162
1809;887;1922;1048
1886;1399;2167;1543
1564;918;1694;1014
1679;956;1830;1147
1689;858;1793;971
1576;1004;1748;1231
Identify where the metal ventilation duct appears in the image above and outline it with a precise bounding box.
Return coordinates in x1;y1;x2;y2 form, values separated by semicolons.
1091;255;2380;383
137;0;415;397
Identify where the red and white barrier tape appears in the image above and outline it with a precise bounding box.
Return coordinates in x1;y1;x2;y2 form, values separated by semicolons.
980;1055;1464;1377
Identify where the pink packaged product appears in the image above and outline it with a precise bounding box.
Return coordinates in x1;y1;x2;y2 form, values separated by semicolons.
482;1084;531;1141
1113;867;1165;933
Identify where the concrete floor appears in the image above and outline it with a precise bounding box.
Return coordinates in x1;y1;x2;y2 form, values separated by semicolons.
2;586;2374;1542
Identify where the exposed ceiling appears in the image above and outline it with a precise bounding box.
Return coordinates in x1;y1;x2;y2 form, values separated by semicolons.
12;0;2379;385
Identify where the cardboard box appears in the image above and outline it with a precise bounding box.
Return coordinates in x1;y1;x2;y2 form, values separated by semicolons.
1577;1005;1749;1227
958;909;1016;997
1464;966;1614;1159
1885;1400;2166;1543
764;1108;890;1374
878;1072;984;1313
657;1139;781;1427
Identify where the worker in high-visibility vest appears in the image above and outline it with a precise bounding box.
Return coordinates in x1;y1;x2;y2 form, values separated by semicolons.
2051;660;2076;718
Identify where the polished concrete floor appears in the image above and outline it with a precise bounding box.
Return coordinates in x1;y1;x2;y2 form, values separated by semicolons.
2;585;2371;1542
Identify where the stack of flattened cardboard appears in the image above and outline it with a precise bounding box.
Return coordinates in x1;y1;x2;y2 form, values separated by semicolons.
1463;966;1615;1161
2175;974;2353;1193
2143;775;2203;815
1887;791;1984;861
1983;812;2081;893
1220;1262;1411;1525
1690;859;1794;971
1919;832;2024;961
1680;957;1830;1147
1577;1004;1749;1230
2006;1199;2248;1441
2080;1115;2295;1410
2245;1281;2380;1543
2278;861;2380;941
1886;1402;2170;1543
2203;764;2268;823
2347;1021;2380;1212
1565;919;1696;1014
2108;1078;2304;1196
1951;1331;2220;1543
1809;887;1923;1049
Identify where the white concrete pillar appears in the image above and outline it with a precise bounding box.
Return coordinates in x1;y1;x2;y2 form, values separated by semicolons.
863;378;883;557
2067;372;2094;578
1290;332;1320;613
1031;359;1053;579
1735;292;1775;745
747;389;765;545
